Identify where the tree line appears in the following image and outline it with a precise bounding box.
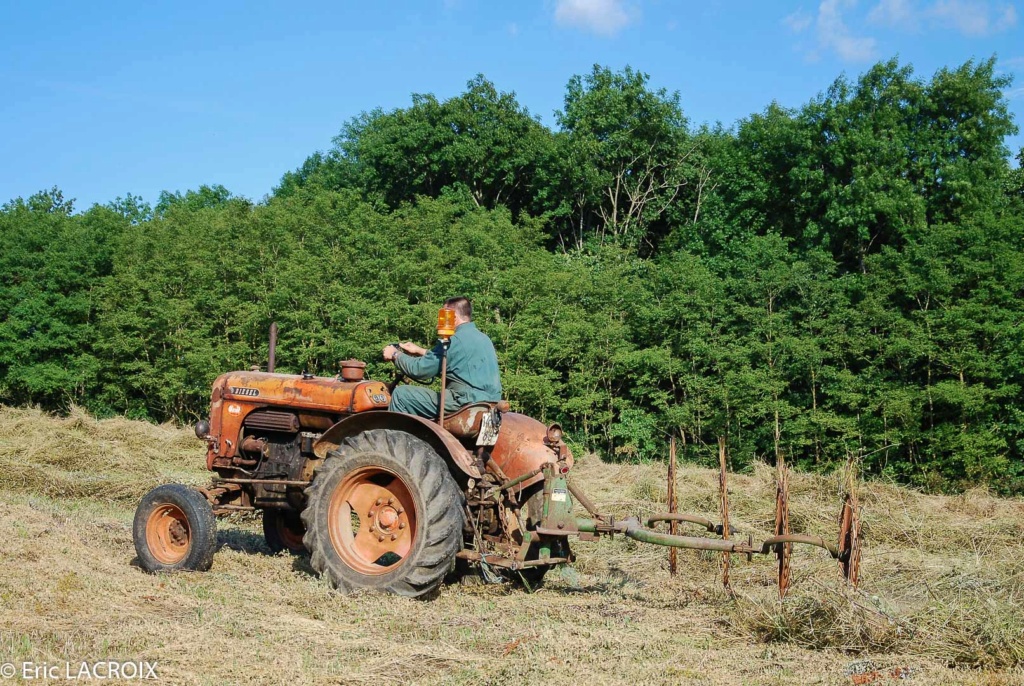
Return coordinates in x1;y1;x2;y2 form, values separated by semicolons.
2;58;1022;493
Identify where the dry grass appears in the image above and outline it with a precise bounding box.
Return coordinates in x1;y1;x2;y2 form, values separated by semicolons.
1;404;1023;685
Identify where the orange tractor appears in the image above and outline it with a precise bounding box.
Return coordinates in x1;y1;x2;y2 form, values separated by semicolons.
134;318;862;598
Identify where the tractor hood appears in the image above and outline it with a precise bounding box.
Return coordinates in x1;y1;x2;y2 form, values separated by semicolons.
212;371;390;414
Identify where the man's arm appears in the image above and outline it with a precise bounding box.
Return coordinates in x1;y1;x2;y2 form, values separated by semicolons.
399;341;429;356
394;341;443;382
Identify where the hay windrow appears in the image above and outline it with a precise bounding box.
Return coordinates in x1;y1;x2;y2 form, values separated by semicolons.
0;405;200;501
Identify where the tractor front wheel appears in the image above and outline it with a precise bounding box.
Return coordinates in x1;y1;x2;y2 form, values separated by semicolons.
302;429;463;598
133;484;217;573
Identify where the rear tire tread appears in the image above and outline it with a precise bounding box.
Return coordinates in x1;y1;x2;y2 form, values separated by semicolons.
301;429;463;598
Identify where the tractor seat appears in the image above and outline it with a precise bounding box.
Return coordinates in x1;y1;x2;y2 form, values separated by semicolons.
442;400;510;439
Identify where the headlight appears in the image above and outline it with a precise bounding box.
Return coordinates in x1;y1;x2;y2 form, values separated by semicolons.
545;423;563;445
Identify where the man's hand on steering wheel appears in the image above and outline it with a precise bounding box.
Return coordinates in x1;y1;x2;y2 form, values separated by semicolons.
383;341;433;393
383;342;428;362
398;341;428;356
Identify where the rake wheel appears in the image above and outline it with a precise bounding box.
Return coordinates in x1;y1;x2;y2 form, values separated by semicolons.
838;491;862;588
718;437;731;592
774;463;793;598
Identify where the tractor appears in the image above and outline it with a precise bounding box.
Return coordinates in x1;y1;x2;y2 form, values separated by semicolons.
133;316;862;598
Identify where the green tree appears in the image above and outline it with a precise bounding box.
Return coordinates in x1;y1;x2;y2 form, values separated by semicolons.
553;65;704;253
0;189;123;409
290;76;554;220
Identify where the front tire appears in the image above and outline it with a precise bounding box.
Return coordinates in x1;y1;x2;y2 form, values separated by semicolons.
302;429;464;598
133;484;217;573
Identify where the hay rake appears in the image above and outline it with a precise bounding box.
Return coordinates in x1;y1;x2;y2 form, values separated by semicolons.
641;436;863;598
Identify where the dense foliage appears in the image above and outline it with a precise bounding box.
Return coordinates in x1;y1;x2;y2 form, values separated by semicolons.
2;59;1022;493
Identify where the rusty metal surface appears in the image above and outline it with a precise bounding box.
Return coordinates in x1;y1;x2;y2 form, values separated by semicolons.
145;503;190;565
339;359;366;381
566;478;603;519
489;413;573;493
668;435;678;576
205;371;390;469
220;371;391;413
213;504;256;513
296;412;335;431
574;511;841;561
268;322;278;373
626;525;755;554
213;477;310;487
775;460;794;598
499;466;543;493
574;517;758;555
760;533;839;558
199;482;249;516
245;410;301;432
718;437;732;592
266;509;306;553
328;465;415;575
838;491;862;587
313;410;482;479
455;550;570;569
527;442;865;596
647;513;719;533
239;436;266;454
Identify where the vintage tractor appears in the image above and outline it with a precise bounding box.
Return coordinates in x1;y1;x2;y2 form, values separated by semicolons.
133;316;862;598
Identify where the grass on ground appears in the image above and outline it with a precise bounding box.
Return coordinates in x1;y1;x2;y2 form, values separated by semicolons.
1;405;1022;685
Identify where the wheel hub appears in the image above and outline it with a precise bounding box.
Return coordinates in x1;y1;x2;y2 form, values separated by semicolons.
146;504;191;565
372;505;401;531
327;466;417;575
168;520;188;547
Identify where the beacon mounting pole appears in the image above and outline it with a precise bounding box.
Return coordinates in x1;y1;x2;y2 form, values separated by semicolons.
436;308;456;426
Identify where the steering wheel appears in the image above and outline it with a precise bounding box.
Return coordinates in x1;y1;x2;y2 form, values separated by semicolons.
386;371;406;394
384;343;436;394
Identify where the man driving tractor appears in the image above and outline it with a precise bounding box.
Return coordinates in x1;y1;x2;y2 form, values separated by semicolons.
382;297;502;419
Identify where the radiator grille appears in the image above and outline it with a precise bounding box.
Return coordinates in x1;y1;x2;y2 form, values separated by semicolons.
243;410;300;433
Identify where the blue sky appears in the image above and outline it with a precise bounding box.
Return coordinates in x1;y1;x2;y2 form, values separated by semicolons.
2;0;1021;210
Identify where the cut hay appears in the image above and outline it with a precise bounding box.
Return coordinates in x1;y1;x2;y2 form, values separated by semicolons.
1;405;1023;684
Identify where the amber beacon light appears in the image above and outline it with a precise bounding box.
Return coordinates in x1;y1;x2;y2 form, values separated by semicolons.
437;307;457;340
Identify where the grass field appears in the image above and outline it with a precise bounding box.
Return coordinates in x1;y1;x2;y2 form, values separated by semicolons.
1;405;1022;685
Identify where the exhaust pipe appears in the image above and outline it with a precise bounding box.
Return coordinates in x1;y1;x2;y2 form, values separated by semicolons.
268;322;278;373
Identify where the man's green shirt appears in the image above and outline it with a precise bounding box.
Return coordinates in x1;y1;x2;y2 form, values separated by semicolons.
393;322;502;406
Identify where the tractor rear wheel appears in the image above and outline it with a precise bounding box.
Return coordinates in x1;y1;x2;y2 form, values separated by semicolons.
263;509;307;554
302;429;463;598
133;484;217;573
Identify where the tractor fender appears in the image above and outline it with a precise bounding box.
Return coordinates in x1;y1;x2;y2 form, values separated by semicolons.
313;411;482;480
489;413;574;493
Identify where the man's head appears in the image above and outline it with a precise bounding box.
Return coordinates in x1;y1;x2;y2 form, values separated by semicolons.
444;296;472;326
